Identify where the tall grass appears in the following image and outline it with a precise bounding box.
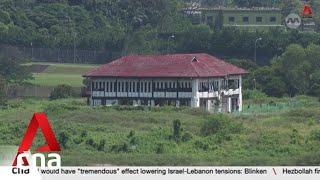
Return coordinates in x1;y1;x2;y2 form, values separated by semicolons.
0;96;320;166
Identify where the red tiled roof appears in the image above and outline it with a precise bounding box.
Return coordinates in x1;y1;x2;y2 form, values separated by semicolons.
84;53;248;78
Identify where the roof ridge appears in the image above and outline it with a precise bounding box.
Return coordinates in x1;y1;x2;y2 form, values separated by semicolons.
190;60;201;77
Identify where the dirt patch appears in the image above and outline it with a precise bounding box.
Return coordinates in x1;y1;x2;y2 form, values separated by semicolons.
29;64;50;73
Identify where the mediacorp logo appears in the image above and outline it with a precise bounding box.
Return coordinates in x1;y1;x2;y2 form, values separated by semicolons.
12;112;61;168
285;13;301;29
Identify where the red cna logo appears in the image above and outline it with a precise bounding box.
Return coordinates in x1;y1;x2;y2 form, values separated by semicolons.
301;4;313;18
12;112;61;166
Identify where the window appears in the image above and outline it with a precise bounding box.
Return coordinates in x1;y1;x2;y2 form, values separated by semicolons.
243;17;249;22
256;17;262;22
270;16;276;22
214;81;219;91
133;82;136;92
228;16;235;22
228;79;239;89
144;82;147;92
140;82;144;92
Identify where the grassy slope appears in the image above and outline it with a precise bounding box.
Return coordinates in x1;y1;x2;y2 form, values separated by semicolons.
26;62;97;87
1;96;320;166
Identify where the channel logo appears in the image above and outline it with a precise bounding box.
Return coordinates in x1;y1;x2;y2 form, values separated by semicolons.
12;113;61;168
285;13;301;29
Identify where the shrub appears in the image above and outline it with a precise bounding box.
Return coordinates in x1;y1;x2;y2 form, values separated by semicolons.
243;89;268;100
172;119;182;142
285;108;318;122
111;143;129;153
181;132;192;142
289;129;301;144
58;132;69;148
81;130;88;138
127;130;135;138
310;130;320;142
73;136;83;145
97;139;106;151
44;103;79;114
86;138;95;147
50;84;75;100
156;143;165;154
129;136;138;145
194;140;210;151
201;114;243;137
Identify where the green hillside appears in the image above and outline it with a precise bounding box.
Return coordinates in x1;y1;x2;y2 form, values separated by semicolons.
0;0;311;63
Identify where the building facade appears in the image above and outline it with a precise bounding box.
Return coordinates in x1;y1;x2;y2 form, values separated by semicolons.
184;7;283;30
83;53;247;112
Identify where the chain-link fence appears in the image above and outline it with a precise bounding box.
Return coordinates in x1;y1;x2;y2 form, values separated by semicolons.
1;44;123;64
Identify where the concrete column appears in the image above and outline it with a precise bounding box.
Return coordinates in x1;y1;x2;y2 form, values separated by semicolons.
90;79;93;106
207;99;212;112
151;100;155;106
228;97;231;113
137;100;141;106
239;75;243;112
191;79;200;108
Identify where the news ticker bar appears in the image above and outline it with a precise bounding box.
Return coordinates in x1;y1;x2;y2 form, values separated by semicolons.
2;167;320;180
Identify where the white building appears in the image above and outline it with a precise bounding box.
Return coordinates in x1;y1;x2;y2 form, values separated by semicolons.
83;53;247;112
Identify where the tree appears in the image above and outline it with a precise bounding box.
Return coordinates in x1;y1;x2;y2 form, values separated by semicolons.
178;24;212;52
214;9;223;31
272;44;310;96
251;66;286;97
0;75;6;105
309;70;320;96
0;46;32;104
0;46;32;84
50;84;75;100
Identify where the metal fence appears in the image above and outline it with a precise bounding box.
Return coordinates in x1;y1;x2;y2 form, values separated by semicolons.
2;45;123;64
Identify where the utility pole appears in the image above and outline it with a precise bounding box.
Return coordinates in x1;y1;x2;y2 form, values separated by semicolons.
73;32;77;64
167;35;175;54
31;42;33;61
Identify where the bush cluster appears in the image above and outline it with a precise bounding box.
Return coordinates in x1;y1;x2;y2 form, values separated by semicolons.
50;84;75;100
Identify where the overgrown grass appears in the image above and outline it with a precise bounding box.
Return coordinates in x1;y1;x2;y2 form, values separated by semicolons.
1;96;320;166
